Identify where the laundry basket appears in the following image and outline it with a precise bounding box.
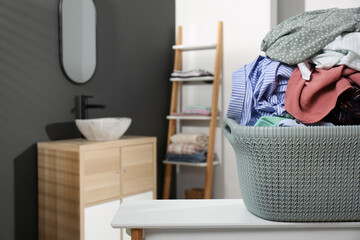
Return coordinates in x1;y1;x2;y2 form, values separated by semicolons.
223;117;360;222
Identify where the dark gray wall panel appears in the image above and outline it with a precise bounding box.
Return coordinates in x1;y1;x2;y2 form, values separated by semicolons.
0;0;174;239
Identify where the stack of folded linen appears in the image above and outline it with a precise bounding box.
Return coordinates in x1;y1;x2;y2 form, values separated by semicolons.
227;7;360;127
171;69;213;78
172;105;211;116
166;133;209;163
183;105;211;115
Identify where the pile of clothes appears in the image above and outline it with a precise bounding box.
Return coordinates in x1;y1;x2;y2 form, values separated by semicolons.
166;133;209;163
227;7;360;127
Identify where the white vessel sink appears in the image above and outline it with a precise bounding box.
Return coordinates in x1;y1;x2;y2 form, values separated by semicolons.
75;117;132;141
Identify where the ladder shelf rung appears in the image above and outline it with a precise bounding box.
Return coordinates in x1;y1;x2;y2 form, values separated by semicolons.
163;159;220;167
172;44;217;51
170;76;214;82
167;115;219;120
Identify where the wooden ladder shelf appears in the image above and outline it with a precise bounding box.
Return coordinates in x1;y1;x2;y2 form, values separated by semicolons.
162;21;223;199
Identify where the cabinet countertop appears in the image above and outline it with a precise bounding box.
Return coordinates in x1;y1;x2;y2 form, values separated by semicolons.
37;136;156;151
111;199;360;229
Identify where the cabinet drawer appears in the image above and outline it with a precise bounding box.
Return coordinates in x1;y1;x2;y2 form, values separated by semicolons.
121;143;154;166
121;144;154;196
85;199;121;240
83;148;120;205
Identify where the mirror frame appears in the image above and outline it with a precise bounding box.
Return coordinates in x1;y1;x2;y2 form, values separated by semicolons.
59;0;98;84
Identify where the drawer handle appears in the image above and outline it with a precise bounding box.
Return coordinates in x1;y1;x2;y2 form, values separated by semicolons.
116;170;120;174
123;169;128;173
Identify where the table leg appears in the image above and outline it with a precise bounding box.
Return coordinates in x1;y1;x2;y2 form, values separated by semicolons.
131;229;143;240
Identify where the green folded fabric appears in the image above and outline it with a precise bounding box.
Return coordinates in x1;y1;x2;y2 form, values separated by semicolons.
254;115;293;127
184;105;211;111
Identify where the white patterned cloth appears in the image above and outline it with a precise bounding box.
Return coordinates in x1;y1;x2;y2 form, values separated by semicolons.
261;7;360;65
298;32;360;80
171;69;213;78
297;61;313;81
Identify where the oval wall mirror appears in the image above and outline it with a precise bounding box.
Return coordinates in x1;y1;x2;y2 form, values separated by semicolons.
60;0;97;84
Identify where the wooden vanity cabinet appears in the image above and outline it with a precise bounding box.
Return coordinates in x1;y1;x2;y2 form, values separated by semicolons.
38;136;157;240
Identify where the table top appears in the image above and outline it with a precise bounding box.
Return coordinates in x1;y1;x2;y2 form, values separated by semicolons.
111;199;360;229
37;136;156;151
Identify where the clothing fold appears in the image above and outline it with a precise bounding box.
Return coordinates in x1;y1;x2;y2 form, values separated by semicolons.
285;66;360;124
227;55;294;126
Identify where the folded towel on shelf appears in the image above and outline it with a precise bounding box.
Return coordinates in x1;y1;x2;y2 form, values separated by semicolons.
171;69;213;78
182;109;211;115
171;111;210;116
166;151;207;163
167;143;208;155
183;105;211;115
170;133;208;147
184;105;211;111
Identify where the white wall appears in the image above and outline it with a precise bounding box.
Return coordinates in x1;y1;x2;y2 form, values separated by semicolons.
277;0;304;23
305;0;360;10
175;0;274;199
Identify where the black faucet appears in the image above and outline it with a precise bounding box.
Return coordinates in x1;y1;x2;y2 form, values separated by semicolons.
75;95;106;119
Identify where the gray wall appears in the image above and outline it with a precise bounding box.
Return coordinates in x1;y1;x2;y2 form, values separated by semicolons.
277;0;305;23
0;0;175;239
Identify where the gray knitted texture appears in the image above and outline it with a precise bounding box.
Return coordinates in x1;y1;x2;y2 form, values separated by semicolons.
223;117;360;222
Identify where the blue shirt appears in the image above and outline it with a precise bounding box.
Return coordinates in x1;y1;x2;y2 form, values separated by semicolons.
227;56;294;126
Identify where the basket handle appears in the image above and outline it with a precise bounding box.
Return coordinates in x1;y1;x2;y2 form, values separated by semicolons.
222;117;236;143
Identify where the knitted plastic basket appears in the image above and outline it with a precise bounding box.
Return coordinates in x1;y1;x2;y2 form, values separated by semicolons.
223;117;360;222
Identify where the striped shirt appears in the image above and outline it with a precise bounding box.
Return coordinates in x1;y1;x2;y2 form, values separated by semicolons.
227;55;294;126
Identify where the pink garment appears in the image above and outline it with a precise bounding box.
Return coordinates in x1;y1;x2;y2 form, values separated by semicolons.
183;109;211;115
285;66;360;124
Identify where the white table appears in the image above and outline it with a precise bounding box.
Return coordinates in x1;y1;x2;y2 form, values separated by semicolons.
111;199;360;240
